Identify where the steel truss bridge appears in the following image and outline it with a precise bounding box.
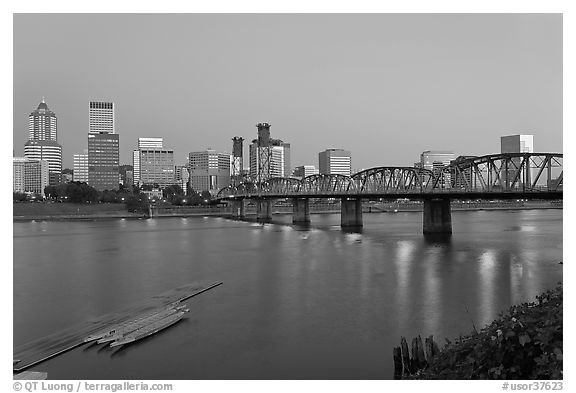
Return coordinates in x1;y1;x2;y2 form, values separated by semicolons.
214;153;562;233
216;153;563;200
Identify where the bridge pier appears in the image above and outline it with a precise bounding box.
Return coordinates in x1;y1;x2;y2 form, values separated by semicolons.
230;200;245;219
423;198;452;234
341;198;363;227
292;198;310;224
256;200;272;222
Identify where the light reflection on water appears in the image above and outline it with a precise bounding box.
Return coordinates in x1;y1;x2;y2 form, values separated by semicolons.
13;209;562;379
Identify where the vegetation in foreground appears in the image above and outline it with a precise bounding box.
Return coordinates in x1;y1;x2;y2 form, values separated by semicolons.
410;283;562;379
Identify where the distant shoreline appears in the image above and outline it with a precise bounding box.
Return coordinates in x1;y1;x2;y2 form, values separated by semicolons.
13;203;561;222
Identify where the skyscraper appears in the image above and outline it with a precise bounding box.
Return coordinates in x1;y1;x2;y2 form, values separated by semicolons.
87;101;119;191
24;99;62;185
318;149;352;176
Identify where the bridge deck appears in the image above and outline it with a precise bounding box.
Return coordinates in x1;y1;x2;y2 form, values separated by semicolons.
13;282;222;372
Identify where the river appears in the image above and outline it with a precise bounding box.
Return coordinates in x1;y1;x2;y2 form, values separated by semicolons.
13;209;563;379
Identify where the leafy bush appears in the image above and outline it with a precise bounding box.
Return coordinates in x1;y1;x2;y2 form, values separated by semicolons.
413;283;562;379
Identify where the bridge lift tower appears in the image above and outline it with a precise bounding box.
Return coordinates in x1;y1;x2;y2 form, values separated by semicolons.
256;122;272;185
231;136;244;186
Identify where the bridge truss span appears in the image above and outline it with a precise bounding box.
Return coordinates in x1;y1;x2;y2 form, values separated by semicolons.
434;153;563;193
300;174;358;195
352;166;436;194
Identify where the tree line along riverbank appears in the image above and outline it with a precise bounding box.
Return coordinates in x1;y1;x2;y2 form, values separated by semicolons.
13;199;562;221
395;283;563;380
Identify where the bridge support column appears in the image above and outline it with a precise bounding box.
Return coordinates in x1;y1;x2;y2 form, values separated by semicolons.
423;198;452;234
230;200;245;219
292;198;310;224
341;198;363;227
256;200;272;222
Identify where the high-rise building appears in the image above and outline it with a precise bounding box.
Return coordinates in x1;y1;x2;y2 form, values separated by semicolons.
73;150;89;182
293;165;319;178
132;138;174;187
89;101;115;134
29;98;57;141
249;139;291;180
13;157;49;196
88;133;120;191
87;101;119;191
24;140;63;185
188;149;231;194
24;99;62;185
318;149;352;176
139;148;175;188
501;135;534;154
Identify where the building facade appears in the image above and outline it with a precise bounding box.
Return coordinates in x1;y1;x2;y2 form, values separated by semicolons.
132;138;175;187
501;135;534;154
500;134;534;188
188;150;231;194
249;139;291;180
87;101;119;191
24;99;62;185
318;149;352;176
13;157;49;196
139;148;175;188
292;165;319;178
88;133;120;191
73;151;88;182
419;150;455;173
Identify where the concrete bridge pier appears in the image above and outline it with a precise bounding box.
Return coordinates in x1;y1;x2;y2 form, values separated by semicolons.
230;200;245;219
256;199;272;222
341;198;363;227
423;198;452;234
292;198;310;224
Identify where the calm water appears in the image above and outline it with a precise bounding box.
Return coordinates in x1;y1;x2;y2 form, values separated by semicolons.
13;209;562;379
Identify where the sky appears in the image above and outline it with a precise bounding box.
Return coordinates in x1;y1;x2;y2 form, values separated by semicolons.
13;13;562;171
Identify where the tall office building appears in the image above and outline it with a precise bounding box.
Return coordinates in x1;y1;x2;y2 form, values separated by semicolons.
133;138;164;185
73;150;89;182
133;138;174;187
13;157;49;196
29;98;57;141
188;149;231;194
249;139;291;180
24;99;62;185
318;149;352;176
87;101;119;191
89;101;115;134
139;148;175;188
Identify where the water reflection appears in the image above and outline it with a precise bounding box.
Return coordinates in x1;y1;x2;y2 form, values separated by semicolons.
13;210;562;379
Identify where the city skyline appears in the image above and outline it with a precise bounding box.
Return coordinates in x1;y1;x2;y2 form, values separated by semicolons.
14;14;562;170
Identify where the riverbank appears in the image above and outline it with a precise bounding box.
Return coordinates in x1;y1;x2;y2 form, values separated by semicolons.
405;283;563;380
13;200;563;221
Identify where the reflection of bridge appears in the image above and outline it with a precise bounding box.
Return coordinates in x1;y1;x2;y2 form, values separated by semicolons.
215;153;563;233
